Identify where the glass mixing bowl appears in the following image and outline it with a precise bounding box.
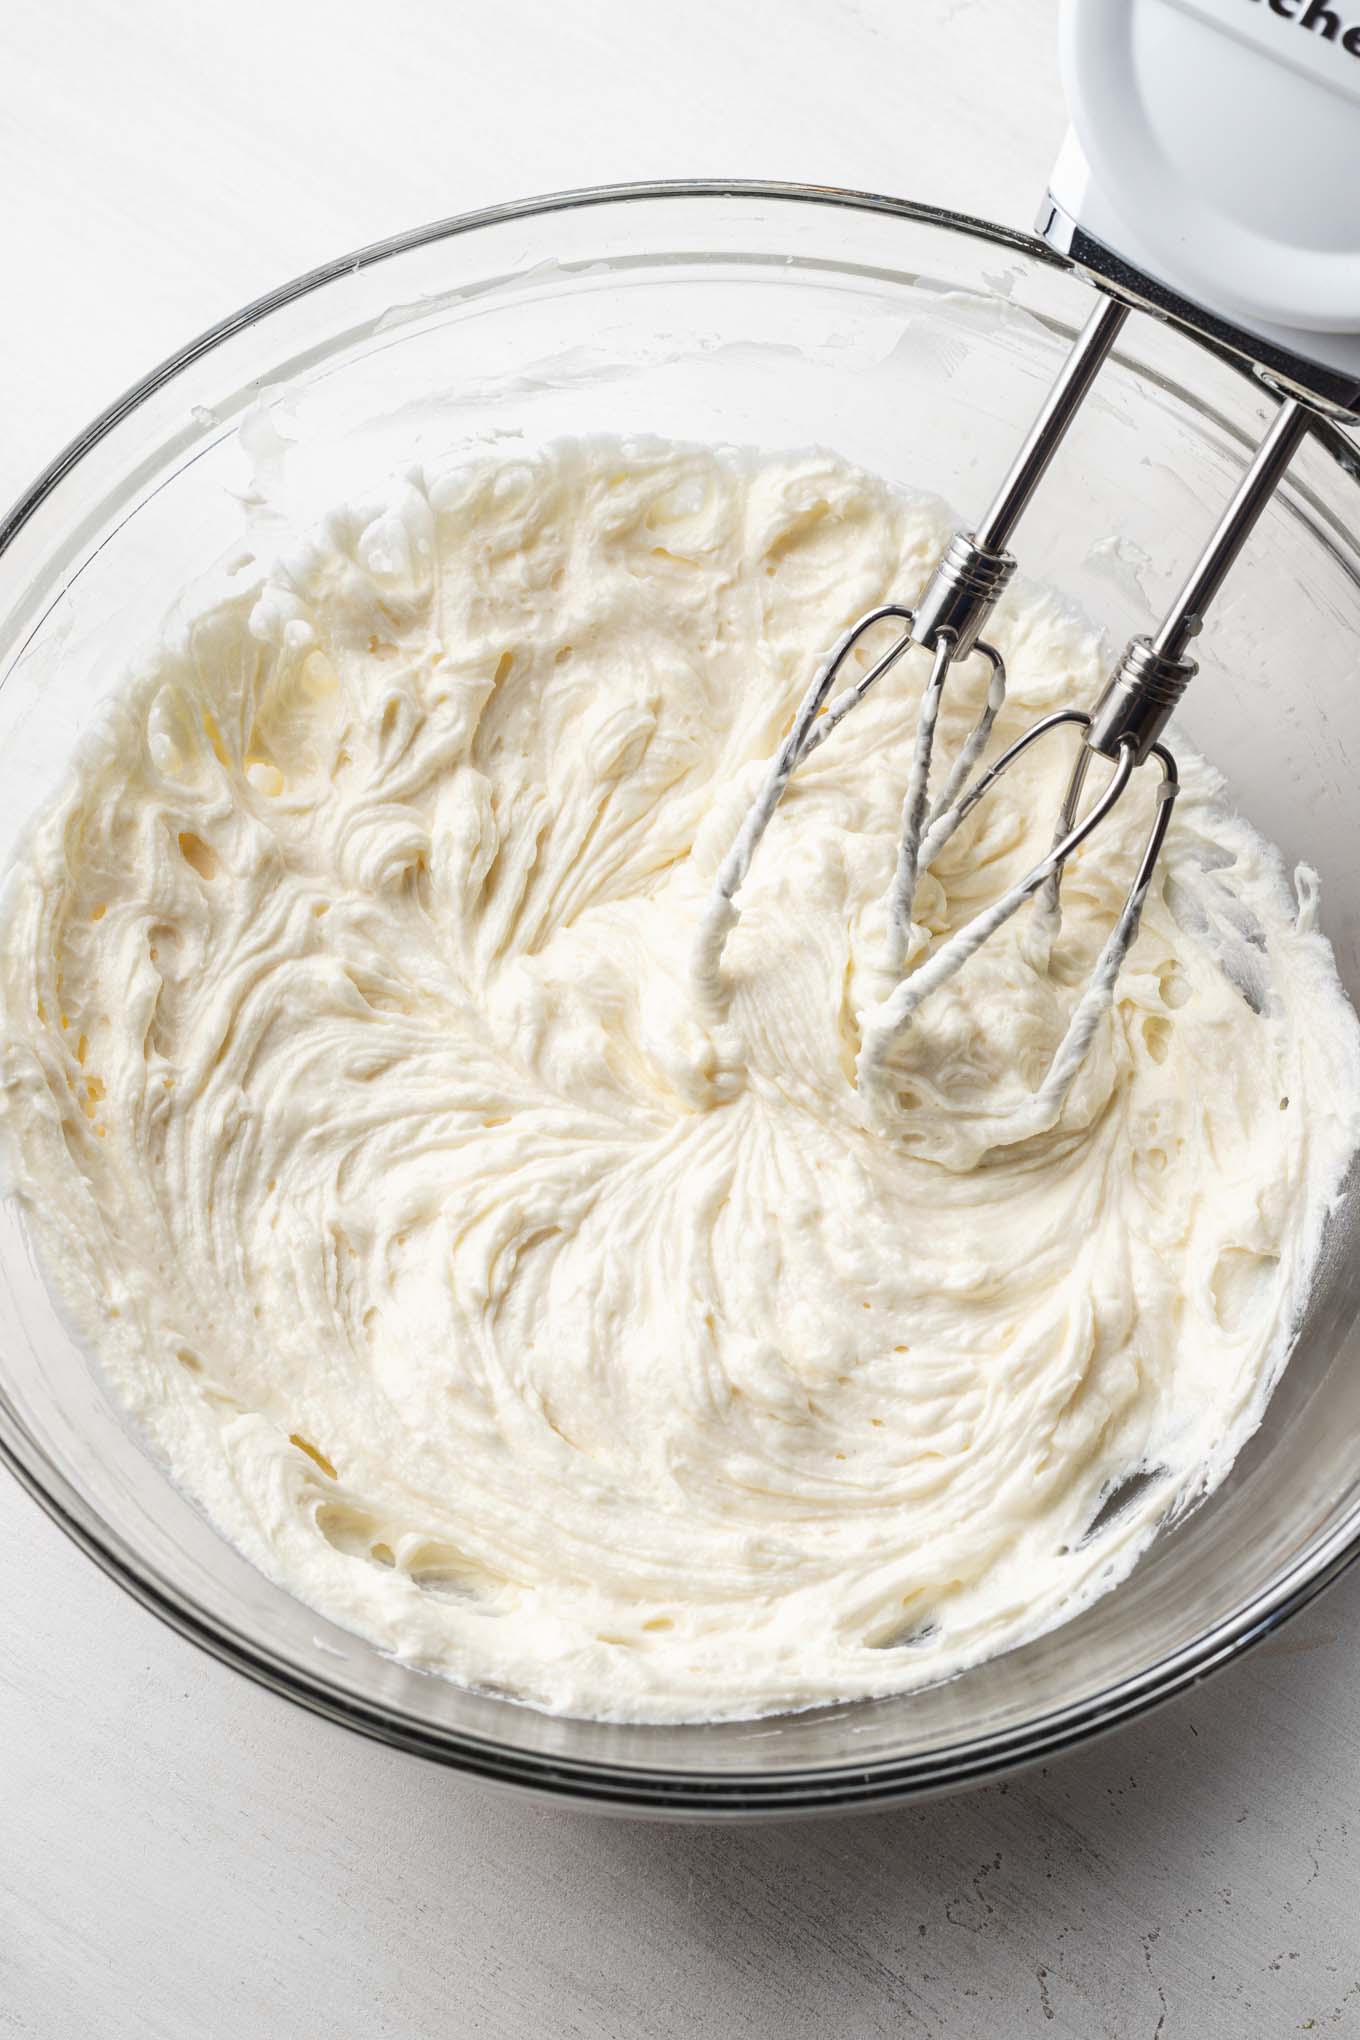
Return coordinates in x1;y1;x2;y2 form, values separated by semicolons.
3;184;1359;1816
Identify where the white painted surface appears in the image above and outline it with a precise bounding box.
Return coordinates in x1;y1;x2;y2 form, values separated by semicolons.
2;3;1358;2034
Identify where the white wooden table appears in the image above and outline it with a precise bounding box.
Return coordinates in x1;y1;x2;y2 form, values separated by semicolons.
4;5;1359;2034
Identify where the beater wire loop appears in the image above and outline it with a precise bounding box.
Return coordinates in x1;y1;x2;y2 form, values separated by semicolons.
858;728;1182;1124
694;610;1010;1003
883;639;1007;974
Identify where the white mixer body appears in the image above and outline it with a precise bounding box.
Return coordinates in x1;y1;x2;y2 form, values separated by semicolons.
1044;0;1360;413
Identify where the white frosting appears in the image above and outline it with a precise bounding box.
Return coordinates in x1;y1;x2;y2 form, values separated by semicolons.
3;439;1358;1723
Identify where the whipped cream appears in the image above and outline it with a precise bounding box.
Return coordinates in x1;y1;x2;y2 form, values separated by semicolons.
3;439;1357;1722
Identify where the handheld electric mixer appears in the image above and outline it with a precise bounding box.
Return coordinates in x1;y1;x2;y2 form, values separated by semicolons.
696;0;1360;1125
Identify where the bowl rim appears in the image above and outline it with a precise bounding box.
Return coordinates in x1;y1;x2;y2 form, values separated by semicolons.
3;176;1360;1814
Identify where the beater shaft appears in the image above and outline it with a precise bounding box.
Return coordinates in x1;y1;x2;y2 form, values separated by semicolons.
1086;397;1313;765
974;295;1129;556
911;295;1129;659
1151;398;1313;666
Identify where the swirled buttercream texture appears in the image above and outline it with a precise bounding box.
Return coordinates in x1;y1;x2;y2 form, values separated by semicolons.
3;441;1358;1720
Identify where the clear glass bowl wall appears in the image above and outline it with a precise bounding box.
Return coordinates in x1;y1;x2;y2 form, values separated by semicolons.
2;187;1359;1814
